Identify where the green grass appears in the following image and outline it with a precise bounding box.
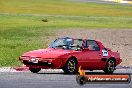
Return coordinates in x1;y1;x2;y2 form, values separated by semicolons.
1;0;132;17
0;0;132;66
1;14;132;29
0;28;55;66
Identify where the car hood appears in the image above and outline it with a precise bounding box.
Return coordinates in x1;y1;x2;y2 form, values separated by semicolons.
22;48;72;58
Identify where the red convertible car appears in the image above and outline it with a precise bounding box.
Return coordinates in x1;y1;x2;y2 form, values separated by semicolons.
19;37;122;74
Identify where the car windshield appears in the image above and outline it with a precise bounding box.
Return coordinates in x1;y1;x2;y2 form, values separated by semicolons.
49;38;83;50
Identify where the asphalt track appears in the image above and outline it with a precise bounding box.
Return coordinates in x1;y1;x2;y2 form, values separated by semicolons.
71;0;132;5
71;0;117;4
0;68;132;88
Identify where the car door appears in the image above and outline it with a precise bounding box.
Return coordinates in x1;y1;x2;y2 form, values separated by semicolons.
84;40;102;69
73;39;88;68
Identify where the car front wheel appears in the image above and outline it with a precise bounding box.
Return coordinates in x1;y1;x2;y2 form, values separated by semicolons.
29;67;41;73
103;59;115;74
63;58;78;74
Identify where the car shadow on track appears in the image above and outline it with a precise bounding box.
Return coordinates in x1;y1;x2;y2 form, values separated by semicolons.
37;71;132;75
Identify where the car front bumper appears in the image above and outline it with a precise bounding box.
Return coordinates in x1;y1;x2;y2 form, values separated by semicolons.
19;56;63;69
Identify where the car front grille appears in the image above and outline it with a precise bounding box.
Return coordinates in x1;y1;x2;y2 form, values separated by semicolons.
23;60;54;67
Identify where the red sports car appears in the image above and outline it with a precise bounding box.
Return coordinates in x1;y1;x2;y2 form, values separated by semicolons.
19;37;122;74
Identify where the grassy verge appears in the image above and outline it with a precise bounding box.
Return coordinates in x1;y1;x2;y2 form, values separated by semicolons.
0;0;132;66
1;0;132;17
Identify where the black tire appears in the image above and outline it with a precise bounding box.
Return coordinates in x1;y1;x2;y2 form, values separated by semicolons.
29;67;41;73
103;59;115;74
63;58;78;74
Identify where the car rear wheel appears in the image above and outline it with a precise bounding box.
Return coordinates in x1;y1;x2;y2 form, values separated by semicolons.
103;59;115;74
63;58;78;74
29;67;41;73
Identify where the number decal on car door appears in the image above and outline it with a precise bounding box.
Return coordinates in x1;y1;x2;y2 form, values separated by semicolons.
102;49;108;57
